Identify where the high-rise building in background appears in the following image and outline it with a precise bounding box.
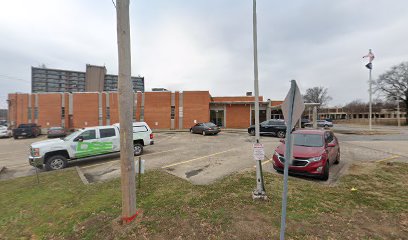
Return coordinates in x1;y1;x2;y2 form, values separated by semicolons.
31;64;144;93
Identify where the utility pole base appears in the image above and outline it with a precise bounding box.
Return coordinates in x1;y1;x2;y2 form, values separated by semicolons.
252;190;267;200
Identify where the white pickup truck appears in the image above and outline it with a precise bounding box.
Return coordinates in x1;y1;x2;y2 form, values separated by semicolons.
29;122;154;171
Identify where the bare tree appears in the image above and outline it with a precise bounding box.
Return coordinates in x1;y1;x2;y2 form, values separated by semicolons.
374;62;408;123
343;98;397;114
303;87;332;107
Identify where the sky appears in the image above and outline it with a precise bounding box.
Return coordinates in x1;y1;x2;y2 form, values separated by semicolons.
1;0;408;109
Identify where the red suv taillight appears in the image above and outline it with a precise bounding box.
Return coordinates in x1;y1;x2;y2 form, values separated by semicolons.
150;133;153;139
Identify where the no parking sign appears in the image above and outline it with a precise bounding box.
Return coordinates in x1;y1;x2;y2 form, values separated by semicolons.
253;143;265;161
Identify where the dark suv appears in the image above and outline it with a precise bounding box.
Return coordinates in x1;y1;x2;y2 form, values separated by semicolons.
248;119;287;138
12;123;41;139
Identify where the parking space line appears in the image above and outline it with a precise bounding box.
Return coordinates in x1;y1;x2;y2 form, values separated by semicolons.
161;148;236;169
80;148;181;169
375;155;400;163
253;159;272;168
154;135;176;143
5;163;29;168
0;151;27;156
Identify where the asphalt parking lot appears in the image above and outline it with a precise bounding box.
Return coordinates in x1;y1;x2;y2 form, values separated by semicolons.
1;126;408;184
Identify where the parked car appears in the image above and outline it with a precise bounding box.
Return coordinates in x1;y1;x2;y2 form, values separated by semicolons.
47;127;67;138
12;123;41;139
301;118;310;128
272;129;340;180
190;122;221;135
0;120;7;126
248;119;287;138
29;122;154;171
304;120;333;128
0;126;12;138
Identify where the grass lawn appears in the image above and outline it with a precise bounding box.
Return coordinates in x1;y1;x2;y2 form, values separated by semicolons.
0;162;407;239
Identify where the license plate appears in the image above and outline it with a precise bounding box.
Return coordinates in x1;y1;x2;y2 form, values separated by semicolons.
21;133;27;135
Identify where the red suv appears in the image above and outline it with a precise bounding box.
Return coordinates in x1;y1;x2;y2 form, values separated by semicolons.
272;129;340;180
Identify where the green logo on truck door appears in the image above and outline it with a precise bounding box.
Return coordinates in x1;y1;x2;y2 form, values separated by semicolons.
76;142;113;158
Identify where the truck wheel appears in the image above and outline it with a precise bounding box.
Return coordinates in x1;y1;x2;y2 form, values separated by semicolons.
45;155;67;171
13;135;18;139
133;143;143;156
249;129;255;136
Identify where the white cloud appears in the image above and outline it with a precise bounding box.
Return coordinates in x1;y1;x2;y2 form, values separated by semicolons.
1;0;408;109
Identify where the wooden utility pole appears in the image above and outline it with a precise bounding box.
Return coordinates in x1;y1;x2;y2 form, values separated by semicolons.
116;0;137;224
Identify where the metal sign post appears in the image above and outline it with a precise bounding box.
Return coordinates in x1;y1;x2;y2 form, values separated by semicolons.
280;80;305;240
363;49;375;131
251;0;266;199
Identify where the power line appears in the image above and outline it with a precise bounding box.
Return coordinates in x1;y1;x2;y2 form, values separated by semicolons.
0;74;30;83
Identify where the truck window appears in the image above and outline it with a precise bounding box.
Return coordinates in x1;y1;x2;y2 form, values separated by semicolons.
100;128;116;138
78;130;96;140
133;126;148;132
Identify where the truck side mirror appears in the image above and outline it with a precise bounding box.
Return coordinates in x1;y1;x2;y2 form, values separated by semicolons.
74;136;84;142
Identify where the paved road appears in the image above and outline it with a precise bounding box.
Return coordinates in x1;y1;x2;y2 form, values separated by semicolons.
1;125;407;185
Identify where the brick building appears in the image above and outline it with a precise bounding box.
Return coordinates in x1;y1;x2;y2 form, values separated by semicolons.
7;91;282;130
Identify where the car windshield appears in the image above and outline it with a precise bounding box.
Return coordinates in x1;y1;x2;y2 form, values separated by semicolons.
293;133;324;147
63;130;81;141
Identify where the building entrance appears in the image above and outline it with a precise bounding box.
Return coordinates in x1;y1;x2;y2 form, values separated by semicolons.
210;110;224;127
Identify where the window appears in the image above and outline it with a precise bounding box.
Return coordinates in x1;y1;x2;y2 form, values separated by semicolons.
272;120;285;126
294;134;324;147
133;126;148;132
106;107;110;119
324;132;333;143
34;107;38;119
100;128;116;138
171;106;175;119
61;107;65;118
78;130;96;140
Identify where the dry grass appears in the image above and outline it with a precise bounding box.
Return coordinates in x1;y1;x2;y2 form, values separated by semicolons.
0;161;407;239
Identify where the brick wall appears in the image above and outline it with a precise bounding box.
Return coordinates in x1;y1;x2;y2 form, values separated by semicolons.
8;93;29;127
8;92;276;130
109;92;119;124
37;93;61;128
212;96;263;102
72;93;99;128
183;91;211;128
144;92;171;129
226;104;251;128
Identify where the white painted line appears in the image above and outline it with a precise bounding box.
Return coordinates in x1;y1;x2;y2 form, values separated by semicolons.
80;160;118;169
161;148;236;169
154;135;175;143
80;148;180;169
5;163;29;168
0;151;27;156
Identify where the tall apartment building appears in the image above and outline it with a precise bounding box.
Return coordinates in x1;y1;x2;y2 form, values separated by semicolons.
31;64;144;93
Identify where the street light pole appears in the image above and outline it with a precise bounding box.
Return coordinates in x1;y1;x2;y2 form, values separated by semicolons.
252;0;266;199
369;67;372;130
